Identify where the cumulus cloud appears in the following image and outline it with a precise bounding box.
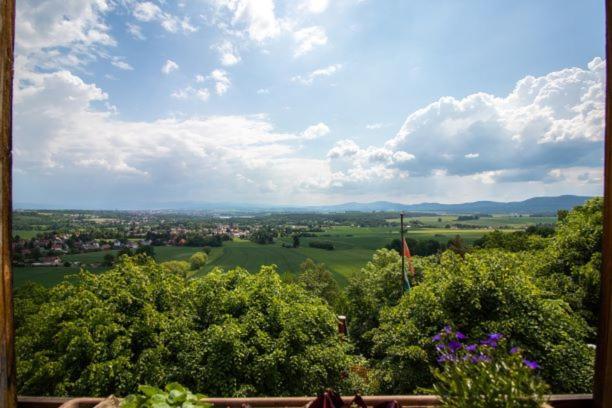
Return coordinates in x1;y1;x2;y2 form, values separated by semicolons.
210;69;231;95
299;0;330;14
301;123;330;140
16;0;115;70
13;68;336;206
293;26;327;57
211;0;280;42
133;2;161;22
161;59;179;74
212;40;241;66
292;64;342;85
132;1;197;34
111;57;133;71
328;57;605;188
171;86;210;101
126;23;146;40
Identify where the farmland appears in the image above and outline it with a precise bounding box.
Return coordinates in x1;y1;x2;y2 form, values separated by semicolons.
12;221;532;288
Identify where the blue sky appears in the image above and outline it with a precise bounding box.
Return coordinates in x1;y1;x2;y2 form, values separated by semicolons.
13;0;606;208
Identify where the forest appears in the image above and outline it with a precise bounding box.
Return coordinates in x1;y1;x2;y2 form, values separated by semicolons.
13;198;602;398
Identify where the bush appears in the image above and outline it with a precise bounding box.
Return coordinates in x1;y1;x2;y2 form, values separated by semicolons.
368;250;594;394
14;257;352;397
189;252;208;270
308;240;334;250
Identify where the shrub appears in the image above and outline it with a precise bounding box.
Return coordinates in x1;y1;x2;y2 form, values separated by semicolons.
308;240;335;250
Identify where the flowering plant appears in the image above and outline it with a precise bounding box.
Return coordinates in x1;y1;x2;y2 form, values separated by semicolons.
430;327;549;408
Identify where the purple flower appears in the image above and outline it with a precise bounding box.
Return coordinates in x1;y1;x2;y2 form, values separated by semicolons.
455;331;467;340
523;359;540;370
466;344;478;352
510;347;520;355
432;333;442;342
470;354;491;364
448;340;462;352
481;333;503;348
437;355;448;363
443;325;452;334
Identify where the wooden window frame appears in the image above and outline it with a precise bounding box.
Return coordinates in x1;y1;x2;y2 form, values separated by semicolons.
1;0;612;407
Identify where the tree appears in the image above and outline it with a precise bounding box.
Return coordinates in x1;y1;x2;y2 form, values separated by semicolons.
369;250;594;394
14;258;354;397
250;227;275;245
103;253;115;267
296;259;344;312
446;235;468;256
189;252;208;270
292;234;300;248
345;249;405;356
161;260;191;278
136;244;156;258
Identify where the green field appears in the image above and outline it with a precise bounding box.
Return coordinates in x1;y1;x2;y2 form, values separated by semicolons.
12;225;527;289
387;214;556;228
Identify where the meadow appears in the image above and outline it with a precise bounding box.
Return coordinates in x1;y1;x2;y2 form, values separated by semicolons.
12;216;552;288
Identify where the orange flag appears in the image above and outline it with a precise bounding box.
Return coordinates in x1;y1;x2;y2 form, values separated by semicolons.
403;238;415;276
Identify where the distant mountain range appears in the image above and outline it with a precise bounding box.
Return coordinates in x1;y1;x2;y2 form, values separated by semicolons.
302;195;593;214
15;195;593;214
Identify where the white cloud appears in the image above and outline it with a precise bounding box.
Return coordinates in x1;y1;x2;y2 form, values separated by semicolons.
126;23;146;40
212;0;280;42
301;123;330;140
257;88;270;94
133;1;197;34
212;40;241;66
292;64;342;85
133;2;161;22
328;57;605;188
300;0;329;14
210;69;231;95
161;59;179;74
366;123;386;130
111;57;133;71
195;75;205;83
13;68;337;206
16;0;115;70
294;26;327;57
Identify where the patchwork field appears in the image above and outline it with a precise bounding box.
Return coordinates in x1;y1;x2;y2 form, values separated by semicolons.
12;222;542;289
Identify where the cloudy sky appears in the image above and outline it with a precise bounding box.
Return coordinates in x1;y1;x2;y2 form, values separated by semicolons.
13;0;606;208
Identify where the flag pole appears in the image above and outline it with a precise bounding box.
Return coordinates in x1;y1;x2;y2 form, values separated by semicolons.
400;212;405;286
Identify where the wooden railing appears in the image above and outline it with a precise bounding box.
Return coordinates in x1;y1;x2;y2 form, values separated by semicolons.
15;394;594;408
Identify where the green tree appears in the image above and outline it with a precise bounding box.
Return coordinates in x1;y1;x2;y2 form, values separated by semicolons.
369;250;594;394
14;258;353;397
103;253;115;267
161;260;191;278
292;234;300;248
297;259;345;313
189;252;208;270
345;249;405;356
136;244;156;258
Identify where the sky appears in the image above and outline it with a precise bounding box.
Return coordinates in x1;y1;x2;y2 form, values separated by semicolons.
12;0;606;209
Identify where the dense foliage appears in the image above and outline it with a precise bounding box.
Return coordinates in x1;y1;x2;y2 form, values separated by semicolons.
13;198;602;398
15;257;353;397
365;250;594;394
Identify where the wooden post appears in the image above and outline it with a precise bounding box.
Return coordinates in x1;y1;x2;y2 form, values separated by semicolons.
0;0;15;407
594;1;612;406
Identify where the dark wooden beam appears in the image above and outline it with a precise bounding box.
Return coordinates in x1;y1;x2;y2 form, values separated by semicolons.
0;0;15;407
594;1;612;406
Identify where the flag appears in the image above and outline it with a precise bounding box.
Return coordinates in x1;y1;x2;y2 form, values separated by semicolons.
402;238;415;276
